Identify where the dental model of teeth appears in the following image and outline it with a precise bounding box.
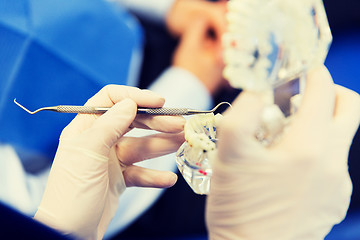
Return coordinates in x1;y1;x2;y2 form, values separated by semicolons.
223;0;332;92
177;0;332;194
223;0;332;144
183;113;223;152
176;113;223;195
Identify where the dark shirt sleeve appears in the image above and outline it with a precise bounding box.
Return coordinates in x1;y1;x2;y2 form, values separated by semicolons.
0;202;73;240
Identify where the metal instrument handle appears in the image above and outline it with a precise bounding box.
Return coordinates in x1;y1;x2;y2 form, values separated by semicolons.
56;106;101;114
137;108;189;115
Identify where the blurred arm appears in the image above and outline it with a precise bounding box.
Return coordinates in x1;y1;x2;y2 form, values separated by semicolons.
149;66;213;109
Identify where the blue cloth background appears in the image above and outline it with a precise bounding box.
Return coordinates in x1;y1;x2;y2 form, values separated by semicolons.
325;31;360;94
0;0;142;166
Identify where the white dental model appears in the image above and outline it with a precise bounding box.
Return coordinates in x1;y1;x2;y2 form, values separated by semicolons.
177;0;332;194
223;0;332;144
223;0;332;91
176;113;222;194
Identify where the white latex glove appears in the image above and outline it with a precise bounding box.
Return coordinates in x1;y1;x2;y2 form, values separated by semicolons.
34;85;185;240
206;66;360;240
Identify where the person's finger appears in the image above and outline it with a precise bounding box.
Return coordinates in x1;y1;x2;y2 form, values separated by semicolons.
333;85;360;137
132;115;185;133
67;85;165;133
114;132;184;166
81;98;137;155
86;85;165;107
180;17;210;50
123;165;177;188
211;1;228;39
292;66;336;129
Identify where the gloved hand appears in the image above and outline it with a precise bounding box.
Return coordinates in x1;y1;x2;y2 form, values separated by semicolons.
34;85;185;240
206;66;360;240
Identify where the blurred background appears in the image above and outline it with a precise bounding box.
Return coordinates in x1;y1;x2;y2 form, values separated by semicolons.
0;0;359;239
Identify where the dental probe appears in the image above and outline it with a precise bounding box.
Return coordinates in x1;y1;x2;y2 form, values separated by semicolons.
14;99;231;116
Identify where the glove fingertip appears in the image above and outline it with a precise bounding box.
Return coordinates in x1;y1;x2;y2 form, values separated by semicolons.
166;172;178;188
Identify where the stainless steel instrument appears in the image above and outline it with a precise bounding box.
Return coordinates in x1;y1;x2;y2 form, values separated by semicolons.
14;99;231;116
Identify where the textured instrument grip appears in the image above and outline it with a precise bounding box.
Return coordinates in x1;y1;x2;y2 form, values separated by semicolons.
57;106;97;113
141;108;189;115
